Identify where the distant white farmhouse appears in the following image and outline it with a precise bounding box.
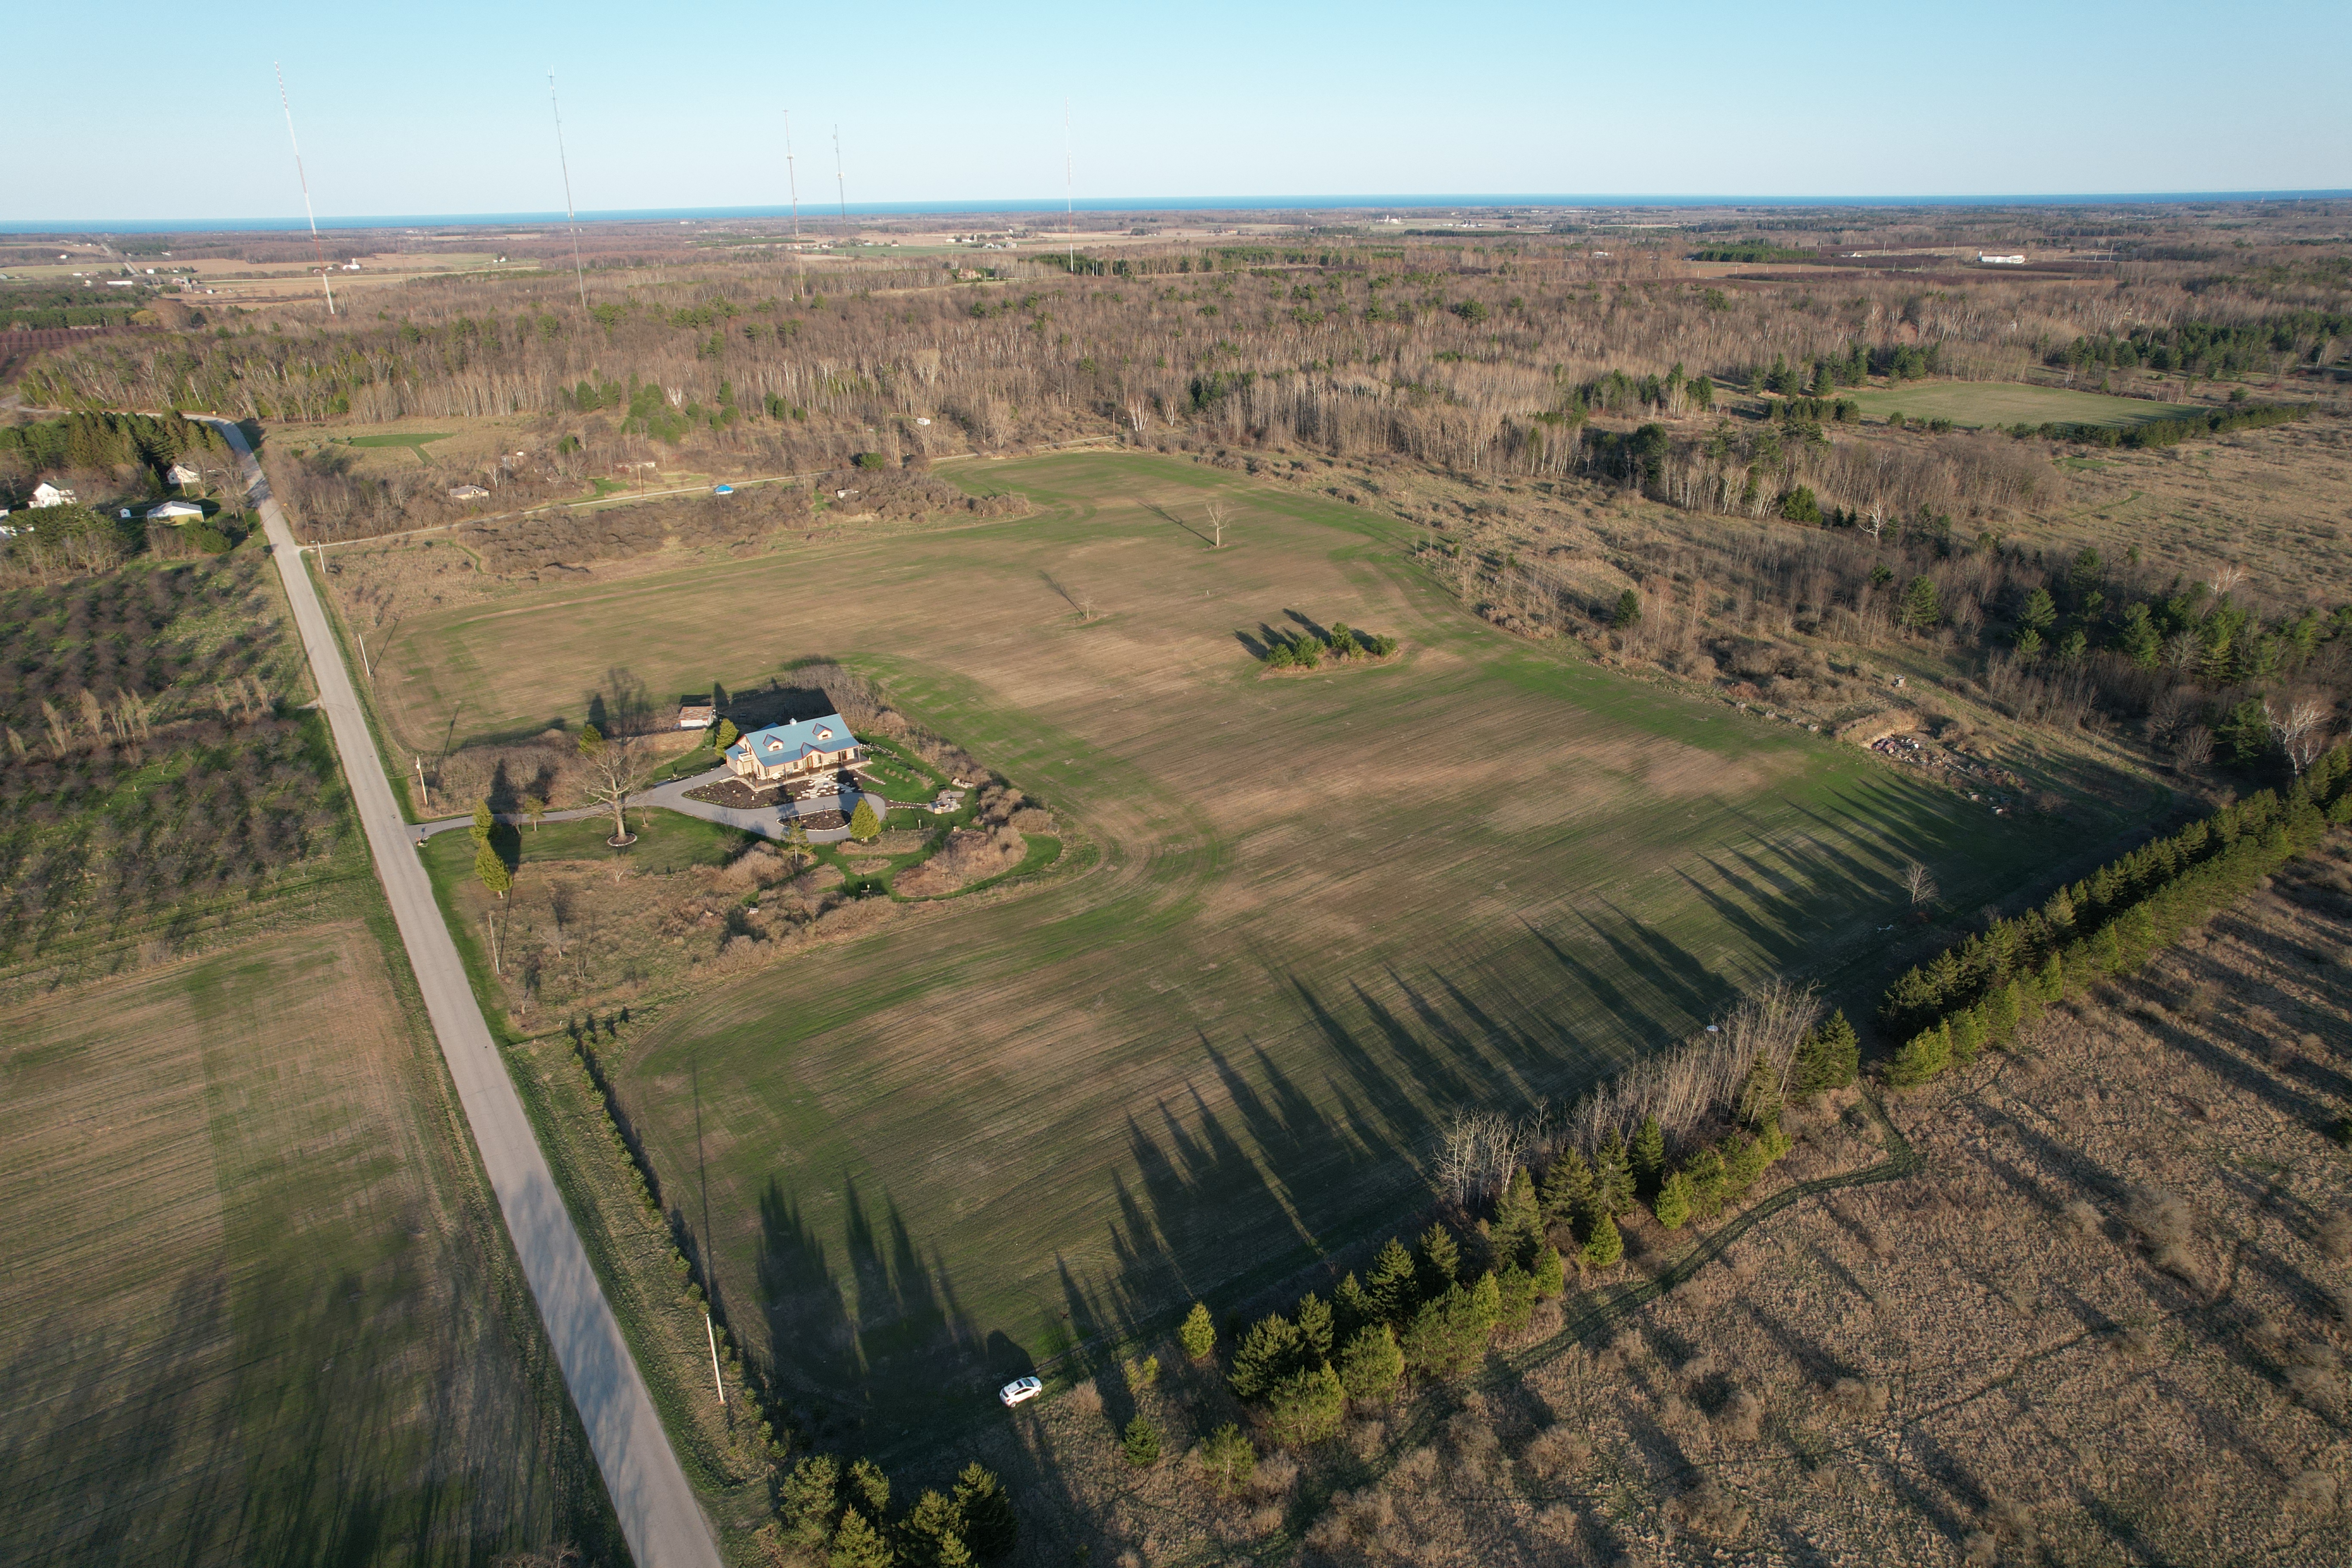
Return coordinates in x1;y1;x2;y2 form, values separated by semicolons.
448;484;490;501
31;482;75;508
165;460;202;487
146;499;206;523
725;714;865;784
1977;253;2027;266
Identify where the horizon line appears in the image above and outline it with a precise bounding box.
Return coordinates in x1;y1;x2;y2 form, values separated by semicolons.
6;189;2349;235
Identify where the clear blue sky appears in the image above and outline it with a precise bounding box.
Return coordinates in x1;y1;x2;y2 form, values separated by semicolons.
9;0;2348;222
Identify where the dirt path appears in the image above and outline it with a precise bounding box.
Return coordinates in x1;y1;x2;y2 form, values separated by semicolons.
204;417;723;1568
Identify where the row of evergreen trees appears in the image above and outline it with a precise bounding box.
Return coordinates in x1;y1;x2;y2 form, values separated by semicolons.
766;1453;1015;1568
1880;746;2352;1086
2018;400;2305;450
1752;343;1945;398
2048;314;2348;379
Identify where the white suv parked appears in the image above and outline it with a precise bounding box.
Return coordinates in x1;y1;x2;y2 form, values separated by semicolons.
998;1376;1042;1407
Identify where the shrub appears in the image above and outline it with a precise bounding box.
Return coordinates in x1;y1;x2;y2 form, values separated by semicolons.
1122;1415;1161;1467
854;450;888;469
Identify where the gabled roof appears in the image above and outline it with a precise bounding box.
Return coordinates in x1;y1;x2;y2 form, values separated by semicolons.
727;713;861;769
146;499;205;521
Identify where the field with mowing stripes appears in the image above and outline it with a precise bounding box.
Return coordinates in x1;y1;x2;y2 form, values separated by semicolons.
1847;381;2205;429
0;916;619;1566
366;451;2163;1452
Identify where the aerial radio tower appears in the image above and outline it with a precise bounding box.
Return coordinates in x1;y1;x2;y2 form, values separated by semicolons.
273;63;335;315
548;72;590;312
833;126;848;222
783;109;802;239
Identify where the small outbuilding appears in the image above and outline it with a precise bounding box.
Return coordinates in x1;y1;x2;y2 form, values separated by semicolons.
165;461;202;487
146;499;206;523
677;702;717;729
448;484;490;501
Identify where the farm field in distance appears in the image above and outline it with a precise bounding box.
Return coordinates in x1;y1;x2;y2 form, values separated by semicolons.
1847;380;2206;428
364;451;2166;1452
0;914;620;1566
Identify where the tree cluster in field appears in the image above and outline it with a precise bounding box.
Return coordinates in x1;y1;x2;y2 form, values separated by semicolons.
764;1452;1014;1568
1756;342;1942;397
1878;745;2352;1085
1570;364;1716;420
0;551;335;963
1259;619;1398;670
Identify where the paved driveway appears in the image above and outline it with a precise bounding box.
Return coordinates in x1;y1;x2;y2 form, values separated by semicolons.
414;764;895;845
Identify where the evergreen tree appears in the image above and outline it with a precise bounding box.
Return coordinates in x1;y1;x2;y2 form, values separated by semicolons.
1295;1291;1333;1361
1229;1314;1305;1402
474;839;512;900
2018;586;2057;634
1888;1021;1953;1086
1332;1272;1373;1341
1366;1237;1419;1326
1337;1323;1405;1405
1494;1263;1537;1333
1196;1426;1256;1497
903;1490;968;1568
1794;1011;1860;1093
828;1507;893;1568
1629;1115;1666;1196
1530;1244;1567;1298
1594;1131;1635;1217
1735;1051;1781;1130
1492;1167;1543;1266
1178;1301;1216;1363
846;1457;890;1519
952;1463;1017;1560
1262;1363;1347;1448
713;717;739;750
1415;1223;1460;1296
1722;1130;1770;1199
779;1454;842;1552
1540;1148;1593;1228
849;796;881;841
1900;575;1942;633
1614;587;1642;626
470;797;493;847
1683;1145;1728;1219
1122;1415;1161;1467
1653;1170;1694;1230
1580;1210;1623;1270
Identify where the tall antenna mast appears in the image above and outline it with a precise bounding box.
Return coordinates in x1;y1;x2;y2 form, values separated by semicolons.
548;72;590;312
1064;98;1075;274
833;126;847;223
783;109;801;239
273;63;335;316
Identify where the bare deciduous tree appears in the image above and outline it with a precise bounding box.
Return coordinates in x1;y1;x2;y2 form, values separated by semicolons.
1432;1109;1525;1209
1904;861;1939;908
1206;499;1227;549
2268;697;2332;775
577;723;642;846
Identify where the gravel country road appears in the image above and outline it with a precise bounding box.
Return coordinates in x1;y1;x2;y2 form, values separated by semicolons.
208;420;723;1568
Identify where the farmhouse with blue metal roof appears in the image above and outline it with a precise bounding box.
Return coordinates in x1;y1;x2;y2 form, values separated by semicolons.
725;713;865;784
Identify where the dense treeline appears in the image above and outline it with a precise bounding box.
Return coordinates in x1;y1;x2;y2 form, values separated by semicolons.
2023;399;2306;448
2050;311;2349;380
27;234;2326;487
1877;746;2352;1084
0;408;225;486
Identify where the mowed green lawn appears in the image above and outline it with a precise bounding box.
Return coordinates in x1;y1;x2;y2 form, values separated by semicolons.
1848;381;2205;429
0;915;619;1566
374;453;2152;1453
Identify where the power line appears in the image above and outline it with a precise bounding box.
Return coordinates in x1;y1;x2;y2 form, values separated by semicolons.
273;62;334;316
548;72;589;312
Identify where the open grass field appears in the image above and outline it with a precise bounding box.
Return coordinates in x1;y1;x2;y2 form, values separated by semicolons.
1847;381;2206;429
363;451;2170;1455
0;914;620;1567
